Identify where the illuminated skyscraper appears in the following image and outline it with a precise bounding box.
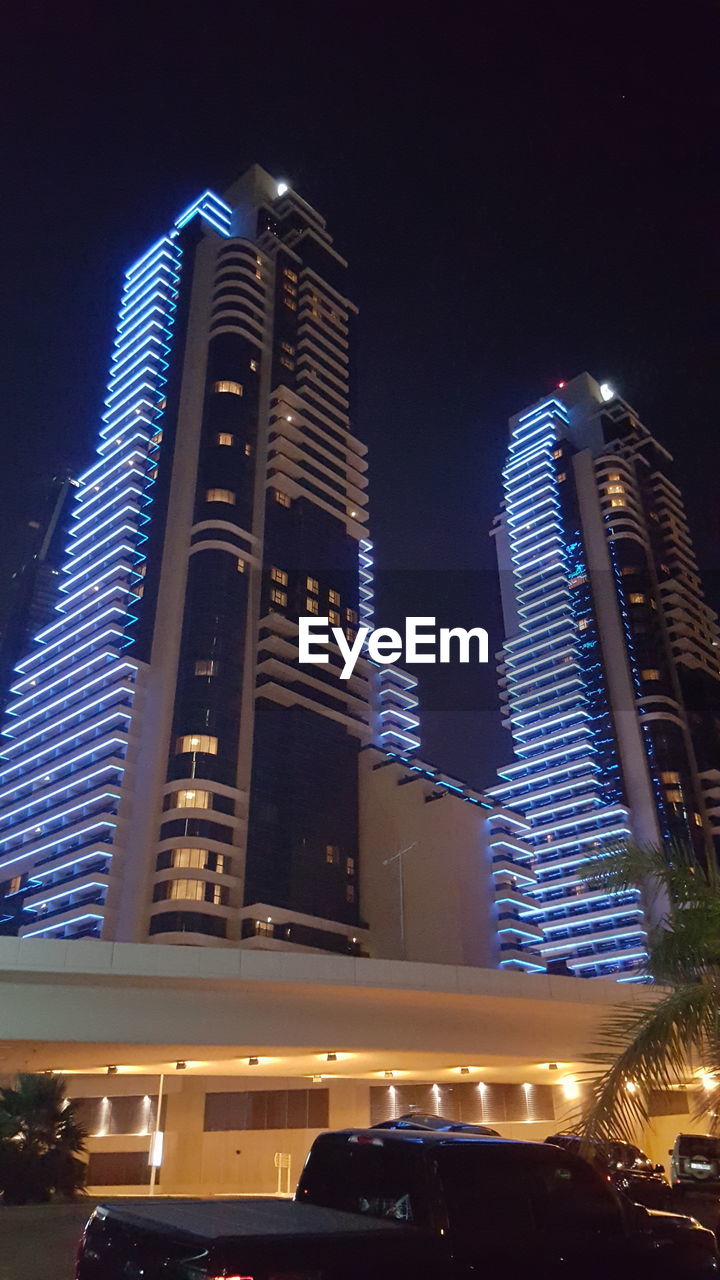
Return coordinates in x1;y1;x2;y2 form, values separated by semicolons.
0;166;419;951
488;373;720;979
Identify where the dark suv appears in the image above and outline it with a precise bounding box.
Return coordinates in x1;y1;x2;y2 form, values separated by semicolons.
546;1133;672;1209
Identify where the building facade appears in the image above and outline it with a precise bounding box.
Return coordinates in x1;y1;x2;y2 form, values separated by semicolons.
0;167;423;954
489;373;720;979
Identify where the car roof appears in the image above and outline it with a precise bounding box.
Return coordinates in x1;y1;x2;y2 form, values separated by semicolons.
321;1128;539;1150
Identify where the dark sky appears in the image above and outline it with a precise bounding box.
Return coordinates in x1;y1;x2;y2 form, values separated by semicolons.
1;0;718;789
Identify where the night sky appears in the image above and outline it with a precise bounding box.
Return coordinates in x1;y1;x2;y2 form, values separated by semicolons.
1;1;717;789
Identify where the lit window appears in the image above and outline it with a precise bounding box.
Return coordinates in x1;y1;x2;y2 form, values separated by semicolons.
194;660;217;676
274;489;291;507
281;342;295;355
283;283;297;297
569;575;587;588
216;432;235;447
250;359;258;372
170;848;209;870
553;449;562;459
328;609;340;626
665;789;683;803
578;619;589;631
306;597;319;614
610;498;626;507
621;566;635;576
328;589;340;606
607;472;621;481
346;608;358;624
629;593;646;605
271;587;287;606
168;879;205;902
694;812;703;827
283;298;297;311
641;668;660;680
307;577;319;594
176;734;218;755
346;857;355;875
214;380;243;396
281;356;295;370
244;443;253;456
557;472;566;483
283;268;298;283
237;558;245;573
346;884;355;903
606;484;625;495
661;771;680;784
8;875;22;894
206;488;236;505
270;567;288;586
172;790;211;809
326;845;339;864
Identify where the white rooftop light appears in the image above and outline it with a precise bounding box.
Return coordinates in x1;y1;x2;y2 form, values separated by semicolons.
600;382;614;402
276;181;289;197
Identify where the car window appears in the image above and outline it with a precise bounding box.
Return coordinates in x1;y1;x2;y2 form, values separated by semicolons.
436;1145;623;1251
678;1136;720;1159
298;1137;425;1223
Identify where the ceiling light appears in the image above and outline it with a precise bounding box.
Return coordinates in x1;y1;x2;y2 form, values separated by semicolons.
106;1065;118;1075
460;1067;470;1075
175;1061;187;1071
384;1071;394;1079
326;1053;337;1062
312;1074;323;1083
248;1057;259;1067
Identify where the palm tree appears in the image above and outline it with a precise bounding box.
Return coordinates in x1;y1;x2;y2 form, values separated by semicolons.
578;837;720;1146
0;1073;87;1204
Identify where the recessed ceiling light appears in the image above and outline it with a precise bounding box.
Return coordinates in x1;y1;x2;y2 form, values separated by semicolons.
248;1057;259;1067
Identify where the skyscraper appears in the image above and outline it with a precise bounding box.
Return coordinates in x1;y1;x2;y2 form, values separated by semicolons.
488;373;720;979
0;166;419;953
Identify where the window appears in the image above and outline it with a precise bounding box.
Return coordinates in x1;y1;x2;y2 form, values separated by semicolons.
641;668;660;680
629;593;646;605
237;558;245;573
661;771;680;784
164;848;228;874
306;597;319;614
621;566;635;576
328;609;340;626
214;380;243;396
283;268;298;283
206;488;236;505
171;849;207;870
553;449;562;459
281;356;295;370
169;879;205;901
274;489;291;507
557;472;566;483
216;432;234;447
176;734;218;755
606;484;625;495
271;587;287;606
346;884;355;902
307;577;319;594
326;845;339;865
346;608;358;624
250;359;258;372
693;812;703;827
172;789;211;809
328;589;340;605
204;1089;328;1132
346;857;355;876
8;875;22;894
281;342;295;355
578;619;589;631
283;298;297;311
244;443;253;456
607;472;621;481
271;567;288;585
610;498;626;508
665;789;683;803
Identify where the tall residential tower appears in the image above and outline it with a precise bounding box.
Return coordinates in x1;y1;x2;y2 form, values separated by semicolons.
489;373;720;979
0;166;419;953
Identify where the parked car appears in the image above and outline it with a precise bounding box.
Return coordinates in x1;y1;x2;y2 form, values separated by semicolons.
670;1134;720;1195
372;1109;500;1135
545;1132;672;1209
76;1128;719;1278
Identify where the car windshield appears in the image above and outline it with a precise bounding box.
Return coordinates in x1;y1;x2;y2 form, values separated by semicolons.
435;1145;623;1249
604;1142;652;1170
678;1136;720;1159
